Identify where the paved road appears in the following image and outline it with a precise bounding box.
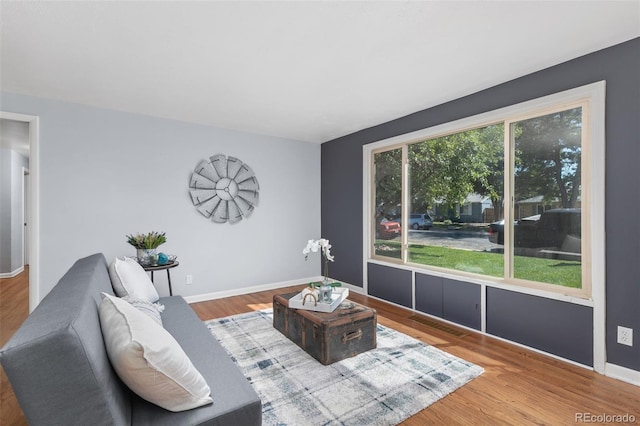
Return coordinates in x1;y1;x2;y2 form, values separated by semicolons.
407;229;501;252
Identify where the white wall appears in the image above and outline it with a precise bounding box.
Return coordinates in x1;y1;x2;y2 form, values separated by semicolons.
1;92;321;300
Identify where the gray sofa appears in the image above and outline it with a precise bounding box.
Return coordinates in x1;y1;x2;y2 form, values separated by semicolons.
0;253;262;425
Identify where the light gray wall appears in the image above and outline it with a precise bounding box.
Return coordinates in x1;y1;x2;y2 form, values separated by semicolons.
0;148;28;274
1;92;321;299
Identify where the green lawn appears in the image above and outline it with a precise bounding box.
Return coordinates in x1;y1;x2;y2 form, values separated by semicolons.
374;241;581;288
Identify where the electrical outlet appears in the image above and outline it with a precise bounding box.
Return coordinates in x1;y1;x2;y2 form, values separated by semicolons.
185;274;193;285
617;326;633;347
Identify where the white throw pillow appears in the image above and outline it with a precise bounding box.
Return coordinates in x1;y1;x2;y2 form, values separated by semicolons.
122;296;165;326
98;293;213;412
109;257;159;303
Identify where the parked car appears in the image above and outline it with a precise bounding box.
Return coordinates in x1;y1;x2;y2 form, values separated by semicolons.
488;209;581;252
377;218;401;239
488;216;535;244
488;220;504;244
395;213;433;230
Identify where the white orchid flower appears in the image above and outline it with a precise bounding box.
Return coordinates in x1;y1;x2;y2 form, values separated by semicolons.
303;239;321;259
325;250;335;262
304;238;336;285
302;240;312;255
303;238;335;262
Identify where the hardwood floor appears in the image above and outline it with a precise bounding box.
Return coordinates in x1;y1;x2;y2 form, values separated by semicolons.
2;272;639;425
1;268;29;426
192;286;640;425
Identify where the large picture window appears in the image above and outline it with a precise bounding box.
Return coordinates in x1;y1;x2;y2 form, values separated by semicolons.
367;83;604;299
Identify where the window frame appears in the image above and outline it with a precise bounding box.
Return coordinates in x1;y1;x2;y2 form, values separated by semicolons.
364;82;605;305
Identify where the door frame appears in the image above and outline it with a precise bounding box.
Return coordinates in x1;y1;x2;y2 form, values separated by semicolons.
22;167;30;266
1;111;40;312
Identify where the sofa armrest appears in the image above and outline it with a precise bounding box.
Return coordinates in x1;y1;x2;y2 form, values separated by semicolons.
0;254;132;426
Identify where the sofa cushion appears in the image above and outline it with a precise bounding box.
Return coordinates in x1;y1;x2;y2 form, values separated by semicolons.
131;296;263;425
98;293;213;412
109;257;159;302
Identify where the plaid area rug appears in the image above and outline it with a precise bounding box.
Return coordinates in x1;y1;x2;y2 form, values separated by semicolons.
206;309;483;426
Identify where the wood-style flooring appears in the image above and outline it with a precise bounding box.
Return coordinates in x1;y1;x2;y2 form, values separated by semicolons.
2;269;639;425
1;268;29;426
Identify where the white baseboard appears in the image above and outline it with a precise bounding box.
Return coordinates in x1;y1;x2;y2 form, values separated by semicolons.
0;266;24;279
335;280;365;295
184;276;365;304
605;363;640;387
183;276;321;304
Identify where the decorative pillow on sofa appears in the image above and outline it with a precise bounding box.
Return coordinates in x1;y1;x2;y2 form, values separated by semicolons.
109;257;160;303
98;293;213;412
122;296;165;326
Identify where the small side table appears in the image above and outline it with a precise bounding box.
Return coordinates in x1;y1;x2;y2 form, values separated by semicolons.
142;261;179;296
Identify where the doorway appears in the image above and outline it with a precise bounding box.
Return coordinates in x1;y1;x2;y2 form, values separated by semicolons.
0;112;39;312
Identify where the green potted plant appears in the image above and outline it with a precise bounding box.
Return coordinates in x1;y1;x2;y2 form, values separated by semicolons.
126;231;167;265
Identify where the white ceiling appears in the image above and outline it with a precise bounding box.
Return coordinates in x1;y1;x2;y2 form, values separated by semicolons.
1;1;638;144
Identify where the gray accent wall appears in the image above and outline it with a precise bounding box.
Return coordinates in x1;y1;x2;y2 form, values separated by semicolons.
321;139;364;286
321;38;640;373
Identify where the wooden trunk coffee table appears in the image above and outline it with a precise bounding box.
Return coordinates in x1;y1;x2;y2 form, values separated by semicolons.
273;292;377;365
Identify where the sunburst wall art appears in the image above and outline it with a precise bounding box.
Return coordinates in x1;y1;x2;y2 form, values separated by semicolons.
189;154;259;223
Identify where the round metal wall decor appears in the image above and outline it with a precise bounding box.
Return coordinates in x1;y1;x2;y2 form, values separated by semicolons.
189;154;259;223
